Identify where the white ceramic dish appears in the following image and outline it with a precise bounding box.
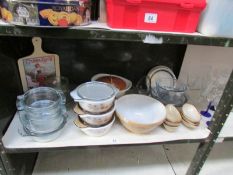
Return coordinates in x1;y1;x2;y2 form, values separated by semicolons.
73;104;115;126
115;94;166;134
182;103;201;123
163;123;178;132
70;82;118;113
165;104;182;123
146;66;176;90
74;116;115;137
91;73;132;98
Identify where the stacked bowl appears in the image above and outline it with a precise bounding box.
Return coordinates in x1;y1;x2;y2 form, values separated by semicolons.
16;87;67;142
70;82;118;137
163;104;182;132
181;103;201;129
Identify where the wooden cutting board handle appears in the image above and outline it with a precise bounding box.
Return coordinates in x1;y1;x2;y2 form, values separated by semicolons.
32;37;45;56
18;36;61;92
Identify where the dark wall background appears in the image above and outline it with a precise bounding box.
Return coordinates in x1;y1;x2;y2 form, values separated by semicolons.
0;37;186;88
0;36;186;133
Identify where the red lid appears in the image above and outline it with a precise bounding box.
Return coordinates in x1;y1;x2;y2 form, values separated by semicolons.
126;0;206;9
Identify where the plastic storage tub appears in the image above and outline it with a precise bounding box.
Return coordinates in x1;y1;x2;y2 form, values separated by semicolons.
0;0;91;27
105;0;206;32
198;0;233;38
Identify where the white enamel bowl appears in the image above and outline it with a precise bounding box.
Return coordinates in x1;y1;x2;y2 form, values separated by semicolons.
70;82;118;114
116;94;166;134
74;116;115;137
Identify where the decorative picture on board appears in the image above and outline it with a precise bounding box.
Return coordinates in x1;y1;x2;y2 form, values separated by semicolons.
18;37;60;91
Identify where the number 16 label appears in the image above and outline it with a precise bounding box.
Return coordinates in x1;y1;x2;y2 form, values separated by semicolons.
144;13;158;23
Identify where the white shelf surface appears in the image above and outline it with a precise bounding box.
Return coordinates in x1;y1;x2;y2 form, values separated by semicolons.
2;109;210;151
33;145;175;175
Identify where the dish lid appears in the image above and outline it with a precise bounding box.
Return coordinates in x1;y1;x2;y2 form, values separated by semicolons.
116;94;166;124
77;82;116;101
146;66;176;90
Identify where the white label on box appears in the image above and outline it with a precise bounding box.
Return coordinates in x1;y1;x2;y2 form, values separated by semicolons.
144;13;157;23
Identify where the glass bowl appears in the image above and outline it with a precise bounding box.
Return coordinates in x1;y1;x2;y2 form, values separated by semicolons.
152;79;188;107
16;87;67;133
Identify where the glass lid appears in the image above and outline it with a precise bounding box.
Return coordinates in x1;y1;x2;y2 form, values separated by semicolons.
77;82;115;101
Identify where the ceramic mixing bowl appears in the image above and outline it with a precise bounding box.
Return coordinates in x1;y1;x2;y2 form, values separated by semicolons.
116;94;166;134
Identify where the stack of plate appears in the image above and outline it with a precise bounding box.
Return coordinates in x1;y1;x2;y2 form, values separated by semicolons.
163;104;182;132
146;66;176;92
181;103;201;129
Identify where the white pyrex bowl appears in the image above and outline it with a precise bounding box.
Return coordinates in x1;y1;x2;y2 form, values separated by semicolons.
74;116;115;137
70;82;118;114
73;104;115;126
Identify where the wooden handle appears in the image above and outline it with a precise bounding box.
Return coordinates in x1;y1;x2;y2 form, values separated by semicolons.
32;37;45;55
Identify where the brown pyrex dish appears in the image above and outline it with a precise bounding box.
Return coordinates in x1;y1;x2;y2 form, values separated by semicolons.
91;73;132;98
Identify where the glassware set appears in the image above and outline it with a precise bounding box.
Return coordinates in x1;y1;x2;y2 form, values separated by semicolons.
16;86;67;142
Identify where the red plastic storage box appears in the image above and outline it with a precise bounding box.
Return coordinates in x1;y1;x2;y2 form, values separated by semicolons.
105;0;206;33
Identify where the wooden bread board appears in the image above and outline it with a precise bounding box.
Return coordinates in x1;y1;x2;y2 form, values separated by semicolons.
18;37;60;92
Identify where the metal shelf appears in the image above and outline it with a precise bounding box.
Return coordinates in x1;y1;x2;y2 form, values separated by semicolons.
0;21;233;47
0;19;233;175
